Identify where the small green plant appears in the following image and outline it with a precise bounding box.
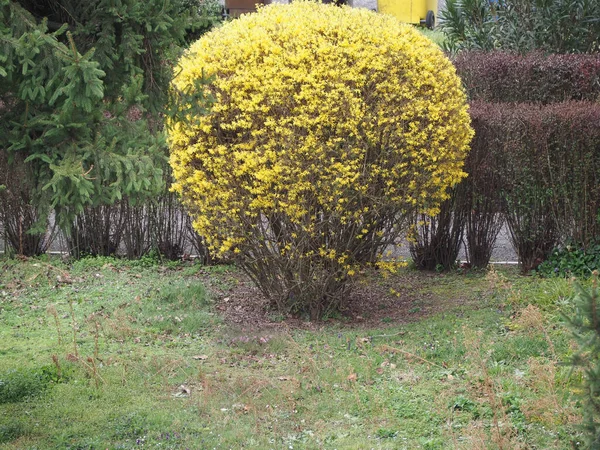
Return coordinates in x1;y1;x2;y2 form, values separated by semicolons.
376;428;398;439
130;250;166;268
537;242;600;278
417;27;448;47
450;396;480;419
0;365;62;404
563;272;600;448
0;419;25;445
71;255;125;271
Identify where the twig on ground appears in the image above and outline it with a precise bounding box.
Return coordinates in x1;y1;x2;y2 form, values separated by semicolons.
368;331;406;339
378;344;447;370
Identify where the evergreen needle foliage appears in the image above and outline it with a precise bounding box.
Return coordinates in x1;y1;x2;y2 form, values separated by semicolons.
0;0;222;244
564;273;600;448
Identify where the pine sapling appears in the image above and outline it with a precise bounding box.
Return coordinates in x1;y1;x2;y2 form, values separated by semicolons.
564;272;600;448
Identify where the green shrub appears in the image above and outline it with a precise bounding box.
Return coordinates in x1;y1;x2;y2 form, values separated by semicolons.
0;0;222;245
440;0;600;53
537;242;600;278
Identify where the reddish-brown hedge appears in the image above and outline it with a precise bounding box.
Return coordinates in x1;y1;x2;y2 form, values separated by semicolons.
467;101;600;269
454;52;600;104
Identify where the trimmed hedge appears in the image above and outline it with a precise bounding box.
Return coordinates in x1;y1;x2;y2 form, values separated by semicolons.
467;101;600;269
410;51;600;271
454;52;600;104
460;124;505;268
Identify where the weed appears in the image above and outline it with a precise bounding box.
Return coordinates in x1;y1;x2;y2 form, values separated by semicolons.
450;396;480;419
537;242;600;278
267;312;286;323
81;356;104;389
110;412;149;441
0;420;25;444
68;297;79;359
521;357;578;427
0;365;62;404
488;264;576;310
376;427;398;439
203;264;234;275
159;281;208;307
515;304;556;357
51;354;62;380
46;303;63;345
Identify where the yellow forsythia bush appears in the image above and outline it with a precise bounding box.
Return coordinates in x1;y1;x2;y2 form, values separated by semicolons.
167;1;473;318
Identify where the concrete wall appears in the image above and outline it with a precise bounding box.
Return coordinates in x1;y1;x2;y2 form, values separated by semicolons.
350;0;378;10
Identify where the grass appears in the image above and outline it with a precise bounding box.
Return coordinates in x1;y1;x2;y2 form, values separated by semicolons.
0;256;586;449
417;27;448;47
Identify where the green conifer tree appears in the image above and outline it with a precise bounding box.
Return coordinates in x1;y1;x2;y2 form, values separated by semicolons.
564;273;600;448
0;0;221;253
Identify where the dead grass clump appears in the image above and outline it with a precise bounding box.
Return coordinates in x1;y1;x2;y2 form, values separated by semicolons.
486;266;525;308
521;357;580;426
104;308;137;341
515;304;556;357
461;328;524;450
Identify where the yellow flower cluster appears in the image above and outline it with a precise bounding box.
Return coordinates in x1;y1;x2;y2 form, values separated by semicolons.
167;1;473;274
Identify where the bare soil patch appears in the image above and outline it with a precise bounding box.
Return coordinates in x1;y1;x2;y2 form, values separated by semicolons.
196;266;490;331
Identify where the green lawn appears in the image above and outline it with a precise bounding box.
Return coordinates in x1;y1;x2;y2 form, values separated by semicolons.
417;28;448;48
0;257;585;449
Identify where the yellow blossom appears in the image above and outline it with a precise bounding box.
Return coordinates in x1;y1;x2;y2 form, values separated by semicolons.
166;1;473;314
